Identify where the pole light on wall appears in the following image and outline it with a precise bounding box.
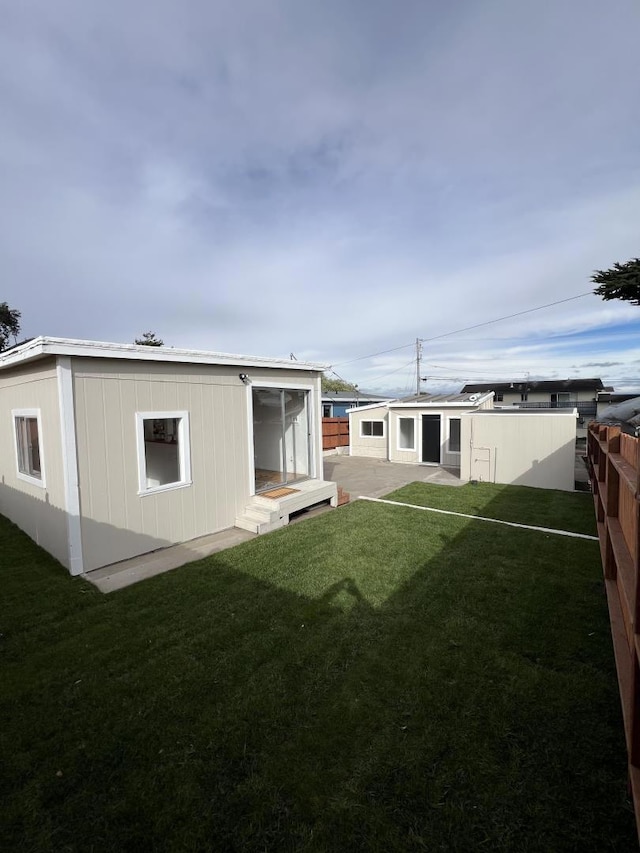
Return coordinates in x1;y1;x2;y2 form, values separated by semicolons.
239;373;250;384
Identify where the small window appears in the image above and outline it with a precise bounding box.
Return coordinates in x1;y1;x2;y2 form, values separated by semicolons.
322;404;332;418
494;392;503;402
361;420;384;438
14;410;45;486
448;418;461;453
398;417;415;450
136;412;191;494
520;392;528;402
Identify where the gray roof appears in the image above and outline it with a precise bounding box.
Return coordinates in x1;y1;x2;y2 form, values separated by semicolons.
462;378;605;394
396;391;488;405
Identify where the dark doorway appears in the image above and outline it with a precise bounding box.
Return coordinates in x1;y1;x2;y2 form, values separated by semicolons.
421;415;441;464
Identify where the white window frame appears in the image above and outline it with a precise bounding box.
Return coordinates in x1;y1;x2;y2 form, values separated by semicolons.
397;416;416;451
447;417;461;454
12;408;46;488
360;419;385;438
135;411;192;496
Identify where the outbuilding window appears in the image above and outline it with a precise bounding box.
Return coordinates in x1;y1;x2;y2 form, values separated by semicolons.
361;420;384;438
398;417;415;450
448;418;461;453
13;410;45;486
136;412;191;494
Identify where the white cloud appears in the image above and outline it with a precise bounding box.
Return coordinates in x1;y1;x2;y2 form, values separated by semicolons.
1;0;639;394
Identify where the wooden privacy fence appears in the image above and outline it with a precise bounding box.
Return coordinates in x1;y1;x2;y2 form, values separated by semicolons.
322;417;349;451
587;422;640;836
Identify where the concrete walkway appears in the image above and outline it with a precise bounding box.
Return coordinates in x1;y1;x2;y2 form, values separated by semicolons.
84;528;255;594
323;454;463;499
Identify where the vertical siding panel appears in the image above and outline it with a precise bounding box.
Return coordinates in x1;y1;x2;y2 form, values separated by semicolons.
0;361;69;566
68;360;324;570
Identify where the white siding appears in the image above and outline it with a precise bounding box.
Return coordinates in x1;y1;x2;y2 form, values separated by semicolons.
72;358;322;571
0;358;69;566
387;408;467;467
348;406;388;459
460;412;576;491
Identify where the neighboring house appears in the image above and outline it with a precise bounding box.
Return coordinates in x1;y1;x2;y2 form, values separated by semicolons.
461;378;608;438
348;391;577;491
321;391;390;418
0;337;337;577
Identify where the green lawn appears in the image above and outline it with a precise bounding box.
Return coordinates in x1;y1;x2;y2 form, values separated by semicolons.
0;485;634;852
384;481;598;537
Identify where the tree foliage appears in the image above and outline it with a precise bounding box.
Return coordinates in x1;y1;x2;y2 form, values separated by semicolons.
592;258;640;306
135;331;165;347
322;375;357;393
0;302;21;352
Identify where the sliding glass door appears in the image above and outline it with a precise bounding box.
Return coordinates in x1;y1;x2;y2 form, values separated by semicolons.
252;388;311;492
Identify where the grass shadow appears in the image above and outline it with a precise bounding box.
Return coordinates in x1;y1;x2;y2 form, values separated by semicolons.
0;485;633;851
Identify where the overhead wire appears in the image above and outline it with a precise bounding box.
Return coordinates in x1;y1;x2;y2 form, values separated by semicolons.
420;292;593;343
328;291;593;372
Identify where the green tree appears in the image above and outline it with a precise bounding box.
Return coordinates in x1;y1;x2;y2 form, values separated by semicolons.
592;258;640;305
0;302;21;352
135;331;165;347
322;375;357;393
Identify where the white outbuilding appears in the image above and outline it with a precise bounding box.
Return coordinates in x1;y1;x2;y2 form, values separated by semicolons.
0;337;337;576
348;392;577;492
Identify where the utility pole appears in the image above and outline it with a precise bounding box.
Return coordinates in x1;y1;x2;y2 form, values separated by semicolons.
416;338;422;396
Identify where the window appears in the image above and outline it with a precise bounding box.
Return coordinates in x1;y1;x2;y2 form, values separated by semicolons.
520;392;528;402
13;410;45;486
322;403;332;418
136;412;191;494
361;420;384;438
398;417;415;450
448;418;461;453
494;392;503;402
551;392;571;407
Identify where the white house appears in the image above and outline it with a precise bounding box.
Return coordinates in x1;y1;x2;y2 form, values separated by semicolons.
348;392;577;492
0;337;337;576
461;378;606;438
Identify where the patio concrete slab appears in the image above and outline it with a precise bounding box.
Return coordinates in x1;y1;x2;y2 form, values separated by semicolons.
323;455;463;500
84;528;256;594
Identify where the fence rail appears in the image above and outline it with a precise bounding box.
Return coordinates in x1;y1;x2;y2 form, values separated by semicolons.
518;401;597;413
322;417;349;451
587;422;640;840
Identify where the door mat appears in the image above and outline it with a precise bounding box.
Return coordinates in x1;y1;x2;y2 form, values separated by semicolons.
261;487;301;499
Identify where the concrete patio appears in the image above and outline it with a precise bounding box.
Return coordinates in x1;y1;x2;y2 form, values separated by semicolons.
323;454;463;499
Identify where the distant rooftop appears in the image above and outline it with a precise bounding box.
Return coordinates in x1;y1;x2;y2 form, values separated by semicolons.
462;378;605;394
397;391;491;405
321;390;390;401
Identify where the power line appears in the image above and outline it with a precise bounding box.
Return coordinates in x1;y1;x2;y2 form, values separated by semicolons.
362;357;416;385
332;341;415;368
329;291;593;371
421;292;593;343
333;290;593;376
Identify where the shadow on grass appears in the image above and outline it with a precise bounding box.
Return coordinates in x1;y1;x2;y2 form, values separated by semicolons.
0;488;634;852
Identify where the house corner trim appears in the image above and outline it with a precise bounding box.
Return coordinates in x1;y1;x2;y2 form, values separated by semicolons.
56;356;84;575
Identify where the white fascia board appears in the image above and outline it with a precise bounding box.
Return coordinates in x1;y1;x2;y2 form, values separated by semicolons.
0;336;328;374
470;409;578;417
390;402;477;410
345;401;392;413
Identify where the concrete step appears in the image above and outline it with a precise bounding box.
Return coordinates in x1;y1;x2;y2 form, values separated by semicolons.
235;504;287;535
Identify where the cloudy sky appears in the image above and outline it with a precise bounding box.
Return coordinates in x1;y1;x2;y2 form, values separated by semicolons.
2;0;639;392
